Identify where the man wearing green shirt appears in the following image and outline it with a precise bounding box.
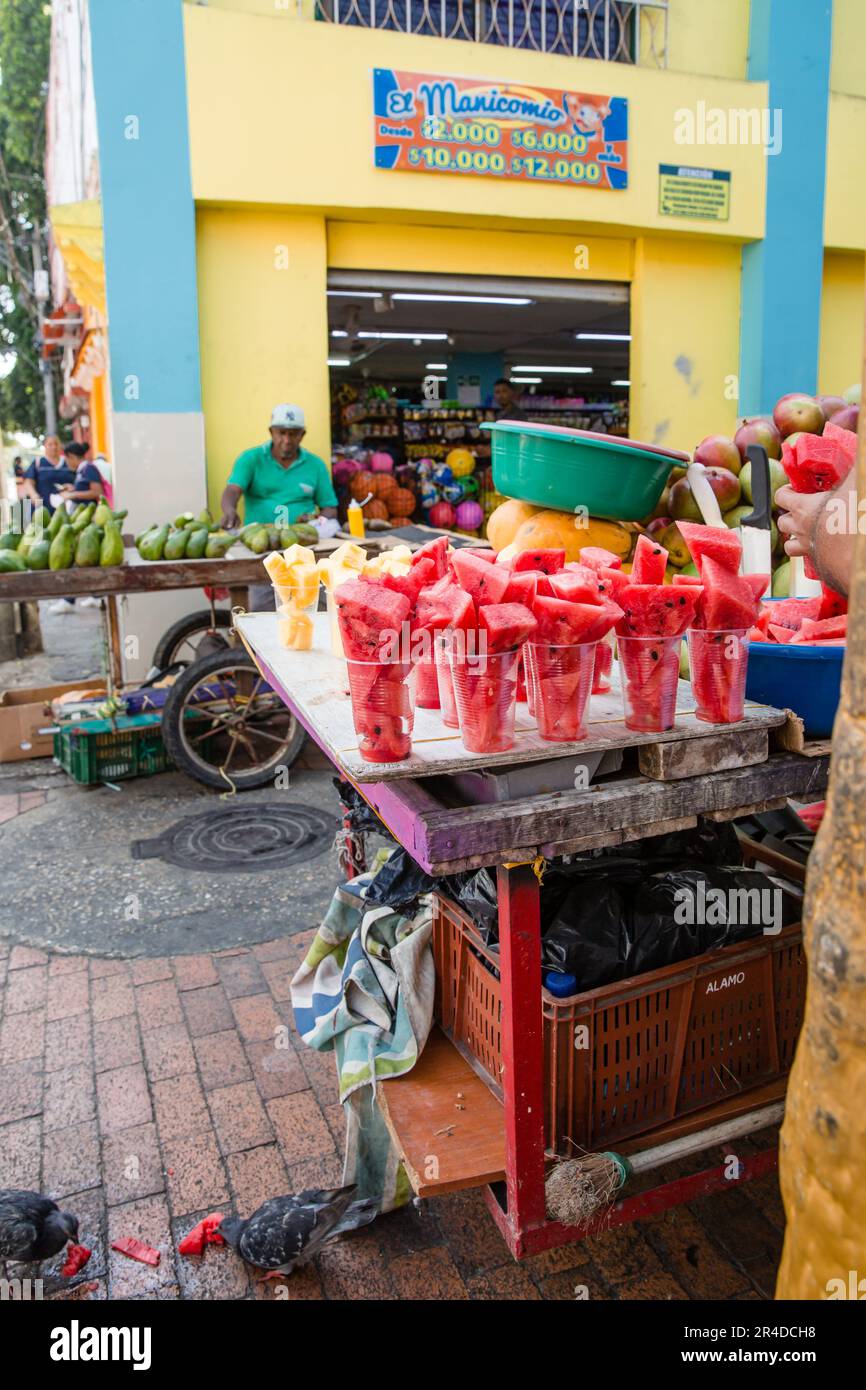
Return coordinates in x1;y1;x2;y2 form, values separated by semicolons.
222;404;338;610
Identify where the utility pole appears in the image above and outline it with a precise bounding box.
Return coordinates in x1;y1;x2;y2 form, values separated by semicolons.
31;225;57;435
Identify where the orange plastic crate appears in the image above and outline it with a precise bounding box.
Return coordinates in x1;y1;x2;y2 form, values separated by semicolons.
432;892;806;1155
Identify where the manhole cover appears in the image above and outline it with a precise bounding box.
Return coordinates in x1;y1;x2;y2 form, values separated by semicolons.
131;803;337;873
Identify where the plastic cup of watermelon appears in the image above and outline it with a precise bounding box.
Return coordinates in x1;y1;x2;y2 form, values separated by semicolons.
526;642;596;742
415;647;441;709
345;658;416;763
687;628;750;724
519;648;537;716
592;634;614;694
449;647;520;754
434;633;459;729
617;634;682;733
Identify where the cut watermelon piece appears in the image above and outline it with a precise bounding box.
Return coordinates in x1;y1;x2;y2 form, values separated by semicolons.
480;602;537;654
528;642;595;742
742;573;771;605
379;555;437;606
502;570;538;607
450;549;512;609
512;548;565;575
675;522;742;575
532;595;611;646
694;557;758;630
411;535;450;577
796;614;847;641
819;584;848;619
335;578;411;661
595;565;630;602
748;626;767;642
450;648;520;753
631;533;669;585
672;574;703;587
414;576;475;634
534;573;555;598
548;567;601;605
767;623;796;644
617;635;682;732
822;419;858;463
688;629;750;724
617;584;702;638
415;652;440;708
592;639;614;693
580;599;623;643
579;546;623;573
460;547;497;564
757;597;822;631
783;432;854;493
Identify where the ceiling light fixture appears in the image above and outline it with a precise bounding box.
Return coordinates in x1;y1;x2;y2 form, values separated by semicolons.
511;364;593;374
356;330;449;340
426;362;448;370
327;358;351;367
392;293;533;305
510;376;541;384
611;379;631;386
575;332;631;341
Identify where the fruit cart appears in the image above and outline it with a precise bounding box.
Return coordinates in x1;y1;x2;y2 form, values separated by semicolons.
235;608;830;1258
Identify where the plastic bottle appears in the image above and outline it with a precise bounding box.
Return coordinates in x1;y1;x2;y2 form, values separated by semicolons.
347;493;372;540
544;970;579;998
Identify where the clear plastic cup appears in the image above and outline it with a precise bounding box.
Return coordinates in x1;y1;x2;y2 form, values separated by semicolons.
592;633;614;694
276;604;314;651
449;647;520;754
345;658;415;764
415;647;440;709
272;571;320;613
435;633;459;728
617;634;682;733
526;642;596;742
688;628;750;724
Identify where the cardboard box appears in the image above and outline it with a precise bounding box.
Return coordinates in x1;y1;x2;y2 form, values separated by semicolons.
0;683;105;762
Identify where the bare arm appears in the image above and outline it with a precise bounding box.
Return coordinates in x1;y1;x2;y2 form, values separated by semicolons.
60;481;103;503
220;484;243;529
776;475;856;597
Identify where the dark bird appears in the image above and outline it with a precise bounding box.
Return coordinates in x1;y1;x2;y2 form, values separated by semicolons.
218;1185;378;1275
0;1190;79;1264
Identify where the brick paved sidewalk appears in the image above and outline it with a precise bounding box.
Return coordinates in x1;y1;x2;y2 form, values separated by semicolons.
0;935;786;1301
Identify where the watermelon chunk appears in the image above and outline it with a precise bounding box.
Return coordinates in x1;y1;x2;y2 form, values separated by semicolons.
512;548;565;575
411;535;450;577
459;547;497;564
532;595;612;646
742;573;771;605
675;522;742;575
450;549;511;609
782;432;854;494
502;570;538;607
379;555;436;606
533;573;555;598
822;419;858;463
616;584;702;638
579;599;624;643
819;584;848;619
530;642;595;742
795;614;847;641
688;628;750;724
631;533;668;585
335;578;411;661
694;557;758;630
757;597;822;631
548;566;601;605
480;602;537;654
767;623;796;643
617;636;682;732
414;576;475;634
672;574;703;587
592;639;614;693
595;565;630;602
579;546;623;573
748;626;767;643
450;649;520;753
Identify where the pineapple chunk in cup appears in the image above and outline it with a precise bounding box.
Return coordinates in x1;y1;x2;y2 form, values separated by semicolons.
277;605;314;651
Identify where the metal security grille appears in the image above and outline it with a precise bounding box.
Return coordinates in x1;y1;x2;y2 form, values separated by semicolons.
315;0;669;66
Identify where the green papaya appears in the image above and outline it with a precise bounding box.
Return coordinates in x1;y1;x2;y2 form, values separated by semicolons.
31;506;52;532
92;501;114;527
17;533;34;559
0;530;21;551
278;527;299;548
25;539;51;571
185;526;209;559
71;503;96;533
173;511;194;529
70;503;87;521
47;506;67;540
139;523;170;561
164;527;190;561
111;509;128;522
293;523;319;544
196;508;213;526
0;550;27;573
49;524;75;571
100;521;125;568
246;526;270;555
135;524;158;547
205;532;233;559
74;524;102;568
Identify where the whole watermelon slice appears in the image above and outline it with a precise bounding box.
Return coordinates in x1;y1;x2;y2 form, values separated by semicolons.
695;557;758;630
579;546;623;573
675;522;742;575
532;595;613;645
335;578;411;661
512;548;565;575
450;549;511;609
616;584;702;638
480;602;537;654
630;533;668;585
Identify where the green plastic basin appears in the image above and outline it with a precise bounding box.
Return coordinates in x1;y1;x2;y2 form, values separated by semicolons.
481;422;688;521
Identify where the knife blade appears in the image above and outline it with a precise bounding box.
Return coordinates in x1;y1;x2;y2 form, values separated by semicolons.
739;446;773;595
685;462;725;527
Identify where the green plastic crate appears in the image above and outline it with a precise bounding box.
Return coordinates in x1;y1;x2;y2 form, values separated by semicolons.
54;713;172;785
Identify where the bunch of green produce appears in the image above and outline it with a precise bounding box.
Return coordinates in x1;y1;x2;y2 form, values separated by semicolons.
0;501;128;572
237;520;319;554
135;510;234;561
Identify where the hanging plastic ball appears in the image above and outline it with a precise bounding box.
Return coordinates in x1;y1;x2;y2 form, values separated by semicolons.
429;500;456;529
432;465;454;488
455;499;484;531
442;481;465;504
420;481;439;510
458;475;479;498
370;451;394;472
446;448;475;478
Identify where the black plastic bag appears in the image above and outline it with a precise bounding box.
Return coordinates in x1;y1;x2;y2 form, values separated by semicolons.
594;820;742;869
363;846;444;911
333;778;393;839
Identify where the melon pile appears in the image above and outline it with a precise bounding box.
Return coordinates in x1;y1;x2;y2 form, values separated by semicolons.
751;596;847;647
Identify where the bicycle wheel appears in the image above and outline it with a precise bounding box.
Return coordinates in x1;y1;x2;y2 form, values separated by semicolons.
152;609;233;669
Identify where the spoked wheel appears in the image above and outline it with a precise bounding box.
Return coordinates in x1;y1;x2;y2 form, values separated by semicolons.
152;609;233;669
161;649;306;790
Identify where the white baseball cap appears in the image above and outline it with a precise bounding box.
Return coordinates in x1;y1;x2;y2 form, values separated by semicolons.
270;403;306;429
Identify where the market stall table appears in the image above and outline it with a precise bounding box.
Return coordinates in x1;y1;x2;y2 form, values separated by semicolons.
236;610;831;1259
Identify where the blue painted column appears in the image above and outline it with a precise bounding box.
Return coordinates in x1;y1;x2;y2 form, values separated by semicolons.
739;0;833;414
446;353;505;405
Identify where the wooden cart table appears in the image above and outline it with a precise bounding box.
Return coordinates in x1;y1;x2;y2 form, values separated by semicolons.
237;610;830;1259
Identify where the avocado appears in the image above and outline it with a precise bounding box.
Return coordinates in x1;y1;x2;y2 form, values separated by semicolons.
71;503;96;533
49;524;75;571
0;530;21;551
138;524;170;561
74;524;102;568
100;521;125;568
0;550;27;573
164;527;190;561
25;539;51;570
185;526;209;559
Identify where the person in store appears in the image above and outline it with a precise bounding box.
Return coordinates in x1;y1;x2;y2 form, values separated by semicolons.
492;378;527;423
19;435;74;515
221;404;338;611
777;472;855;597
11;456;26;497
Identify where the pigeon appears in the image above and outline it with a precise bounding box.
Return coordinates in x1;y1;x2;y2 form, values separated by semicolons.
218;1185;378;1275
0;1190;79;1264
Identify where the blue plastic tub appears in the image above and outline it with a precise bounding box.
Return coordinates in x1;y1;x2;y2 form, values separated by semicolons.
746;641;844;738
